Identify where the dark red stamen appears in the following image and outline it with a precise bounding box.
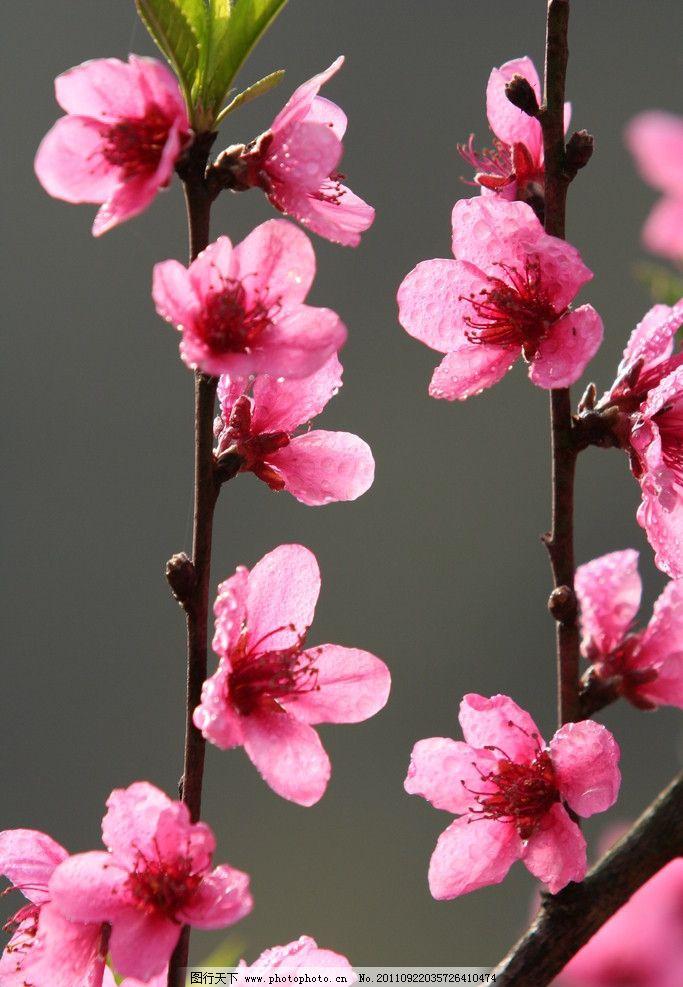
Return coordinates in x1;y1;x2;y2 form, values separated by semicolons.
200;277;279;355
228;625;320;716
102;105;170;178
126;842;201;921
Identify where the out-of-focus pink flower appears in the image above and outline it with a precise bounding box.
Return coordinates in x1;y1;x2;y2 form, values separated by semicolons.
0;829;107;987
239;57;374;246
575;549;683;709
239;935;353;977
49;782;252;982
397;197;602;400
214;355;374;505
194;544;391;806
557;858;683;987
405;694;620;899
458;57;570;207
605;300;683;410
153;219;346;377
34;56;191;236
627;112;683;261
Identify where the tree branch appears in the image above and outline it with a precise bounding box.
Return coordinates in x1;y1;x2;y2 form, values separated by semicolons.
492;773;683;985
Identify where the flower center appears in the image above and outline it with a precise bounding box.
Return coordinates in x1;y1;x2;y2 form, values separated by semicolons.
215;394;291;490
200;280;277;355
102;106;171;178
462;258;559;358
228;626;319;716
466;747;559;840
126;849;201;920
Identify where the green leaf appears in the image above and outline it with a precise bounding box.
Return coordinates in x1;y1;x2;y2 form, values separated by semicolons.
215;68;285;124
204;0;289;115
135;0;202;110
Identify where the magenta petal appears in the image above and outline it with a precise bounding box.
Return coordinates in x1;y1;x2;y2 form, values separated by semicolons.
404;739;498;815
54;57;147;118
248;936;352;972
153;805;215;874
91;174;159;237
34;116;116;203
637;474;683;579
251;355;342;433
281;644;390;724
294;183;375;247
268;120;342;190
574;549;641;658
397;258;486;353
109;909;181;981
429;345;517;401
152;259;199;331
102;782;173;865
194;661;245;749
1;903;106;987
627;111;683;194
179;864;253;929
232;219;316;307
49;851;127;923
529;305;603;389
620;302;683;377
642;197;683;262
188;236;235;297
253;304;347;379
486;57;542;157
271;430;375;506
271;57;344;135
458;694;544;762
213;566;250;657
246;544;320;652
549;721;621;817
242;711;331;806
638;581;683;707
428;816;521;900
522;803;586;893
0;829;67;904
309;95;347;138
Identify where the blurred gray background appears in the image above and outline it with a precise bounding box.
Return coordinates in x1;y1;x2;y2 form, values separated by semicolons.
3;0;683;968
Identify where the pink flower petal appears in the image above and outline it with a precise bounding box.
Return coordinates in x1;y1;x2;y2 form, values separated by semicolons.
640;651;683;709
272;58;344;135
49;851;128;923
290;182;375;247
270;430;375;505
109;909;181;981
92;174;158;237
194;661;245;749
642;196;683;262
619;302;683;378
247;936;352;972
54;57;147;118
178;864;253;929
522;803;586;893
458;694;544;762
308;96;348;139
574;549;642;658
246;544;321;653
130;55;188;123
152;258;199;332
404;738;498;815
486;57;543;158
428;344;517;401
637;475;683;579
0;830;67;904
428;816;522;900
397;258;487;353
549;720;621;817
34;117;117;203
213;567;250;658
0;903;106;987
268;120;342;191
153;805;215;874
217;374;250;417
529;305;603;389
232;219;316;308
281;644;390;724
242;711;331;806
187;236;235;298
250;355;342;433
101;782;173;865
638;580;683;707
627;111;683;194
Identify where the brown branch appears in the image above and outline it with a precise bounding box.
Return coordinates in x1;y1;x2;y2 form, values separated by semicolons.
492;773;683;985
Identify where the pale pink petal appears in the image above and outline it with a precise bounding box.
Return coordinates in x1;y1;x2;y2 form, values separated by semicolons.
109;909;181;981
54;57;147;118
627;111;683;194
267;121;342;190
293;183;375;247
428;816;522;899
404;739;499;815
639;651;683;709
246;544;321;653
248;935;351;972
118;974;168;987
458;694;544;762
636;470;683;580
280;644;390;724
522;803;586;893
270;430;375;505
642;196;683;262
429;345;517;401
397;258;488;353
217;374;250;417
620;302;683;376
49;851;128;922
0;830;67;904
178;864;252;929
153;805;215;874
213;566;250;657
637;580;683;707
250;355;342;433
529;305;603;389
232;219;316;307
194;662;245;749
152;258;199;331
486;57;542;158
129;55;187;122
147;122;184;195
34;117;116;203
187;236;235;298
272;58;344;135
1;903;106;987
92;174;158;237
242;711;331;806
101;782;173;865
549;720;621;817
308;96;347;138
574;549;642;658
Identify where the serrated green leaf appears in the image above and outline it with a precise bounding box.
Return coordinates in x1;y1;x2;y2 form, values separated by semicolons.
177;0;209;40
215;68;285;124
135;0;201;112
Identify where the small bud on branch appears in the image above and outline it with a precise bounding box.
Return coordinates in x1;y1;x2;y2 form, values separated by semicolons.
565;129;594;178
505;74;540;117
166;552;196;606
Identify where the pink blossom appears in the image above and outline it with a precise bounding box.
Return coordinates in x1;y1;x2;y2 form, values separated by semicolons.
576;549;683;709
397;197;602;400
194;544;391;806
627;112;683;261
558;858;683;987
0;828;107;987
239;935;353;977
34;56;191;236
404;694;620;899
458;56;570;206
48;782;253;981
604;300;683;410
153;219;346;377
214;355;374;505
239;57;374;246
